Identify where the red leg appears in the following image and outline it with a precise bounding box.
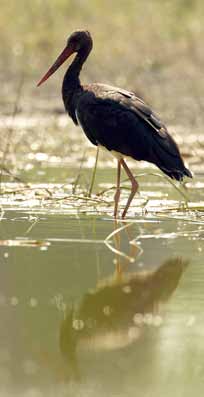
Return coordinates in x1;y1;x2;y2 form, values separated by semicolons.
121;159;139;218
114;160;121;218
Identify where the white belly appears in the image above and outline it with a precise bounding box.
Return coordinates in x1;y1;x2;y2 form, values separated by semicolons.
99;144;124;160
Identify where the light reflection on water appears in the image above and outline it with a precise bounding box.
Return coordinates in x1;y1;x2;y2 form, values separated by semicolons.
0;210;204;397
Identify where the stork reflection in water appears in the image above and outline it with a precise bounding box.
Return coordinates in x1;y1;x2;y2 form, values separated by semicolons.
59;252;188;380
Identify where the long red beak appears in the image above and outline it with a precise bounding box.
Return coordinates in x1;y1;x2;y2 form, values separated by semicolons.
37;45;74;87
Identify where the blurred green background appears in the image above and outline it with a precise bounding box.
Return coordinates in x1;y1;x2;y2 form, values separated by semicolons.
1;0;204;124
1;6;204;395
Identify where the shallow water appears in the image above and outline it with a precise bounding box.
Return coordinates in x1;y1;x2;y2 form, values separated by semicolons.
1;113;204;396
0;188;204;396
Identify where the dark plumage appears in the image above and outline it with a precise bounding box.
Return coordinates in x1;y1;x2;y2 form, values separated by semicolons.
72;83;191;180
37;30;192;217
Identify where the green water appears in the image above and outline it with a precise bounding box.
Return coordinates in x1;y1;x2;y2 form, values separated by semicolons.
0;202;204;396
1;113;204;396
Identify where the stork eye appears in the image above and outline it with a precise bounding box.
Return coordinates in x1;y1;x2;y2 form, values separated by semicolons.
67;38;80;52
74;42;80;51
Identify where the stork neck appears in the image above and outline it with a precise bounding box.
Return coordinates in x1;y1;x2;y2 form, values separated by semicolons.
62;49;90;123
62;48;90;94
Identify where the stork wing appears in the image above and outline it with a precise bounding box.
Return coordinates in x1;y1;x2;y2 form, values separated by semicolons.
103;85;170;139
76;84;191;180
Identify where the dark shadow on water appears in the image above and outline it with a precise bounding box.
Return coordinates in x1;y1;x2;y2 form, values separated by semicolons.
59;222;189;382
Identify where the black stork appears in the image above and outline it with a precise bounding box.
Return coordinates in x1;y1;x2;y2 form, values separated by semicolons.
37;30;192;218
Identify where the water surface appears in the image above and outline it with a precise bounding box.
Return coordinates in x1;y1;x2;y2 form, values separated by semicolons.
0;199;204;396
0;114;204;396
